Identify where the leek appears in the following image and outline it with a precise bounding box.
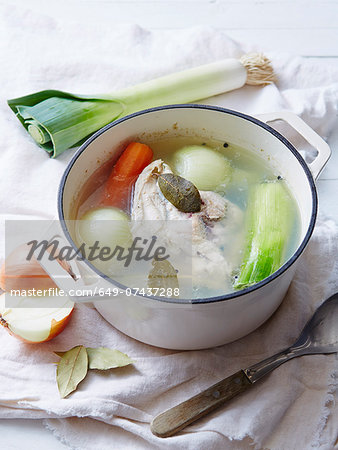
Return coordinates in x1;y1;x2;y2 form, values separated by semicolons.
234;180;294;289
7;54;276;158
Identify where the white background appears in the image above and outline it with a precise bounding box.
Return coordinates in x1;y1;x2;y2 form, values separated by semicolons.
1;0;338;448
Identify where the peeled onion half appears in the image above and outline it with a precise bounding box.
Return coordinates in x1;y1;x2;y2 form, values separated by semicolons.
0;293;74;343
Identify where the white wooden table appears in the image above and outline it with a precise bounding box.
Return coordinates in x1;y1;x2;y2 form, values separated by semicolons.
2;0;338;448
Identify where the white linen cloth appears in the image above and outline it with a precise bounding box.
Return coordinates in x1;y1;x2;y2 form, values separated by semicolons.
0;4;338;449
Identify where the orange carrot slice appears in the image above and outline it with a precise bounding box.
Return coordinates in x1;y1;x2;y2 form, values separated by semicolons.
102;142;153;209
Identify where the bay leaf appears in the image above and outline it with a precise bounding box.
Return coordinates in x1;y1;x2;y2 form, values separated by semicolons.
54;351;66;357
56;345;88;398
148;259;179;298
87;347;133;370
158;173;201;213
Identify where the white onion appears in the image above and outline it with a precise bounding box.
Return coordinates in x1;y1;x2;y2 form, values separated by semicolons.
171;145;232;191
76;207;132;252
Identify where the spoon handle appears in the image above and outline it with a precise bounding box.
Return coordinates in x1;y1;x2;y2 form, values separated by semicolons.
244;346;299;383
151;370;252;438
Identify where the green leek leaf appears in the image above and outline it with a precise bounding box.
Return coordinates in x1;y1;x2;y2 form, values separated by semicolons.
8;91;124;157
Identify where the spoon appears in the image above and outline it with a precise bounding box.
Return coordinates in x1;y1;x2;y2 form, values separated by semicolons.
151;292;338;438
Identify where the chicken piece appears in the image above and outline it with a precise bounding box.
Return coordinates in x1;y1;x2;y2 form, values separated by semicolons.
131;159;242;292
200;191;228;221
132;159;227;225
132;160;185;221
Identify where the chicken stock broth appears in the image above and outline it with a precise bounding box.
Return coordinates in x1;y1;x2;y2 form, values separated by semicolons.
72;136;300;299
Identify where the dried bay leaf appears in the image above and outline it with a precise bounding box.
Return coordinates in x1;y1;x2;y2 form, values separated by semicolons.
148;259;179;298
87;347;133;370
158;173;201;213
56;345;88;398
54;347;133;396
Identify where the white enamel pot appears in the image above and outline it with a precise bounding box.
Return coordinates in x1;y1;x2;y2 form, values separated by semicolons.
55;105;331;350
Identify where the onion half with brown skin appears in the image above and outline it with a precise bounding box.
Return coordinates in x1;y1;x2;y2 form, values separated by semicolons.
0;293;74;343
0;243;58;292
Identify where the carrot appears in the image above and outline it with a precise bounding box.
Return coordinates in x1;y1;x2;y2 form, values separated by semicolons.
102;142;153;209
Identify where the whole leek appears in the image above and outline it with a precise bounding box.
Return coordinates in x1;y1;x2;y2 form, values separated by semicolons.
7;54;276;158
234;180;294;290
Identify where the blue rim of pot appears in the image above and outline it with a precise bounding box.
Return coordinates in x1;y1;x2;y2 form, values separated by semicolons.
58;104;318;305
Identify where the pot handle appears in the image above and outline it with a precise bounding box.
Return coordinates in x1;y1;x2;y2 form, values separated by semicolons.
256;111;331;179
36;233;104;303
